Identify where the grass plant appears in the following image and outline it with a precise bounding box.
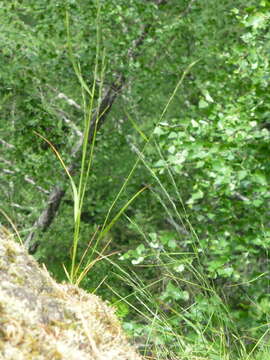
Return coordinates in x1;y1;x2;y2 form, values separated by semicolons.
61;19;269;358
64;55;269;358
1;3;269;359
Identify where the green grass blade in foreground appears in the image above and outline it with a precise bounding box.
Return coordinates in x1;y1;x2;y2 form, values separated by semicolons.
66;12;92;98
75;186;147;285
245;326;270;360
99;186;147;240
65;2;105;282
98;60;200;238
95;244;215;354
33;132;83;284
33;132;80;224
124;108;149;142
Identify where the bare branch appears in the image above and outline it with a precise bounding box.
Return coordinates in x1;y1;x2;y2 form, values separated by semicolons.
165;217;189;235
10;202;35;213
55;109;83;137
25;0;170;253
0;157;49;194
0;138;15;149
2;168;15;175
0;157;17;167
25;76;126;251
233;192;250;202
47;85;82;111
24;176;50;195
24;185;66;252
57;92;82;110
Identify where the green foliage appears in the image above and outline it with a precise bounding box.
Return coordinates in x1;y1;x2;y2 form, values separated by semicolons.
1;0;270;359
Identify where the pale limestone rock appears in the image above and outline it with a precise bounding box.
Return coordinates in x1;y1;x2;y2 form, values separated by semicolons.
0;227;142;360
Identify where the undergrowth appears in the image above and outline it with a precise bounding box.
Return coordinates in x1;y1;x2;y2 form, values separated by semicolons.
46;8;270;359
2;3;269;359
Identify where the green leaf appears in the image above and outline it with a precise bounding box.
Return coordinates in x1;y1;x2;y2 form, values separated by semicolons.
245;13;267;29
168;238;177;249
217;267;234;277
187;190;204;205
199;99;209;108
202;89;214;103
161;281;189;301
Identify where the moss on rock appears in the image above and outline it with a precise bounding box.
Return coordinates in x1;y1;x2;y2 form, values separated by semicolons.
0;227;142;360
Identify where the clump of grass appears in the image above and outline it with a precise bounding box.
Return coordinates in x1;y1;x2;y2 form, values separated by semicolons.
1;3;268;359
58;32;269;358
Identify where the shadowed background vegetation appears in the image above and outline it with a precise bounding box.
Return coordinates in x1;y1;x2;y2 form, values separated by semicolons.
1;1;270;359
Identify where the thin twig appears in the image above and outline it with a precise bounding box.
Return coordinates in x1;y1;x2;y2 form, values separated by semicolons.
25;0;170;253
0;157;49;194
0;138;15;149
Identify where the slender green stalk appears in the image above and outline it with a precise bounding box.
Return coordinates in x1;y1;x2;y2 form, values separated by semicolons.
65;1;103;282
